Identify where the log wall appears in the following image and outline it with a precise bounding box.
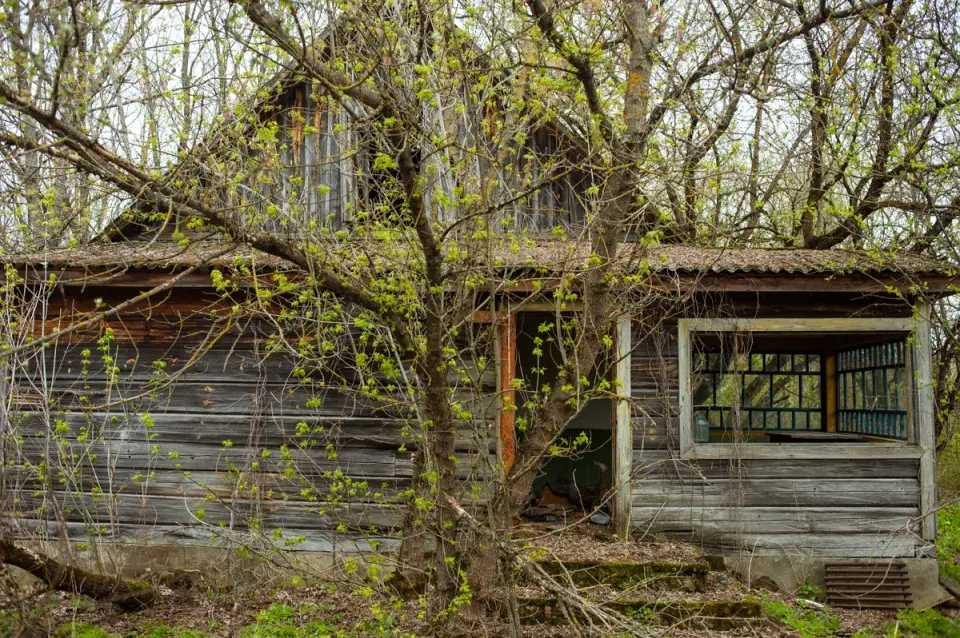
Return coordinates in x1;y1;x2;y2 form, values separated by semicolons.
3;287;496;554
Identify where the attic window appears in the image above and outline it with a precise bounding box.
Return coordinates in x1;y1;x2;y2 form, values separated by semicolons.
677;317;930;458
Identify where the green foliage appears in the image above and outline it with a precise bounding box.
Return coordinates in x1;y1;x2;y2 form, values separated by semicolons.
623;606;658;625
0;608;20;637
137;623;211;638
237;603;341;638
797;580;823;601
0;598;71;636
891;608;960;637
939;503;960;581
235;602;401;638
762;595;840;637
55;622;119;638
854;608;960;637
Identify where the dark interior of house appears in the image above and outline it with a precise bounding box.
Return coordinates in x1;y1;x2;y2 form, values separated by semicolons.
515;312;614;523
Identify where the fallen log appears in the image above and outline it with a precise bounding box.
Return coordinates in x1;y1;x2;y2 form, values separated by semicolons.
0;538;157;610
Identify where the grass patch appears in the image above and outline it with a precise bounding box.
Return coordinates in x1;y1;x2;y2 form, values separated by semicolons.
853;608;960;637
237;603;342;638
939;503;960;581
762;595;840;637
55;622;120;638
235;602;400;638
137;623;212;638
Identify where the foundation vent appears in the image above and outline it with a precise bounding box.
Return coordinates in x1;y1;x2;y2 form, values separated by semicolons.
824;562;912;609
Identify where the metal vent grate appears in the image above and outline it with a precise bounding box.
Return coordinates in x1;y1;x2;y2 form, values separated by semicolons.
824;562;912;609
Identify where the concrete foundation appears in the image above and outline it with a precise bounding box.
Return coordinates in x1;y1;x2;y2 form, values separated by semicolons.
724;555;951;610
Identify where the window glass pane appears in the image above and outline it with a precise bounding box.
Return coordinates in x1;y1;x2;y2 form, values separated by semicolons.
802;377;821;409
779;354;792;371
852;371;862;409
794;354;807;372
773;375;797;408
808;354;821;372
809;412;822;429
708;353;721;371
743;374;769;408
765;411;779;429
897;368;908;410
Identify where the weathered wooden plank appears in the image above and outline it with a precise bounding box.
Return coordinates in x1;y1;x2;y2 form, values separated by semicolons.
631;478;920;508
15;439;402;475
5;467;414;502
12;491;404;530
630;456;920;480
697;533;925;558
28;343;497;390
14;412;496;452
14;380;409;417
682;318;915;333
614;315;632;538
31;345;297;383
913;302;937;541
14;379;495;421
630;506;920;534
684;444;923;460
676;319;693;456
9;518;401;553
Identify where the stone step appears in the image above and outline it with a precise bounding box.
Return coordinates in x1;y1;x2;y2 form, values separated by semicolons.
533;560;709;593
517;596;764;631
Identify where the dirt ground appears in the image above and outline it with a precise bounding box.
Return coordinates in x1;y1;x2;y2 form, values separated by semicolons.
0;573;927;638
0;525;952;637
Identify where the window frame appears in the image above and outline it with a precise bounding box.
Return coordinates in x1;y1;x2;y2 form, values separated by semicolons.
678;316;933;462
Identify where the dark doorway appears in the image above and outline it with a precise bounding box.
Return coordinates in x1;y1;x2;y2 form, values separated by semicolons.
515;312;613;522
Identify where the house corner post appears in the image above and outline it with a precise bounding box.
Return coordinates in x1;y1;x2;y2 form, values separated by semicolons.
914;301;937;542
614;315;633;539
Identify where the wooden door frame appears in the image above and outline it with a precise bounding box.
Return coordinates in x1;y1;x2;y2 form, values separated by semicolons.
491;307;633;538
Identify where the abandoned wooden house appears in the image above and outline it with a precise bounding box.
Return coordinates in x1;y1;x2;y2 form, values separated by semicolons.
2;70;957;606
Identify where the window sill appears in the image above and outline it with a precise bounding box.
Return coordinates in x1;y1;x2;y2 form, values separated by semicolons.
683;442;924;460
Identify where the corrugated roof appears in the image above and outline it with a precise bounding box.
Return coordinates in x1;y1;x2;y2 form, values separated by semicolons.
3;240;954;277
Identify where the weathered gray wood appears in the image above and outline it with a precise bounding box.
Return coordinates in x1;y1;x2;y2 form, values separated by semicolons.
14;412;495;452
631;506;920;534
632;478;920;508
16;437;402;471
12;490;405;530
631;455;920;479
10;518;401;553
29;343;497;389
697;533;926;558
614;315;632;538
682;318;915;333
685;444;923;460
913;302;937;541
677;320;693;456
6;467;415;501
23;383;490;421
